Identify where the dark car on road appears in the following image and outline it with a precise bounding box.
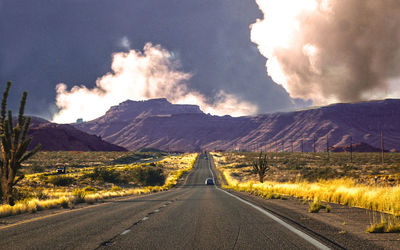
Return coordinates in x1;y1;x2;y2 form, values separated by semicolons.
205;178;214;185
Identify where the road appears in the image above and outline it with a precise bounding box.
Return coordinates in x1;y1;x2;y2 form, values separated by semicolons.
0;154;330;250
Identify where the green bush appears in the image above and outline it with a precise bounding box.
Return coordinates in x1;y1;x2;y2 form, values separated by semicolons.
131;167;165;186
47;176;75;186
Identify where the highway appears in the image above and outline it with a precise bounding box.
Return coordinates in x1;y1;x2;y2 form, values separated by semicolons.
0;154;330;249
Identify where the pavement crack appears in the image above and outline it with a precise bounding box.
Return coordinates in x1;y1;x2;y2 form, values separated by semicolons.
232;210;242;250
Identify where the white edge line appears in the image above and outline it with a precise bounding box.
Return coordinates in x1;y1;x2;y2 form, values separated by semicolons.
121;229;131;235
206;153;330;250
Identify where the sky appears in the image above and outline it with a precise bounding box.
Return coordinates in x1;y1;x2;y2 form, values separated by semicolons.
1;0;399;123
0;0;308;122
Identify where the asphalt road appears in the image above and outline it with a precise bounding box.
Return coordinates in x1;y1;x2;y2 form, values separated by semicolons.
0;154;330;250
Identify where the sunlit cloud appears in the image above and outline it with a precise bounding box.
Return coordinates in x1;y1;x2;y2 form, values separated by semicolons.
53;43;257;123
251;0;400;105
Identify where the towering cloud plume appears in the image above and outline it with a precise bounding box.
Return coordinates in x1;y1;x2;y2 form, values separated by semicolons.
53;43;256;123
251;0;400;105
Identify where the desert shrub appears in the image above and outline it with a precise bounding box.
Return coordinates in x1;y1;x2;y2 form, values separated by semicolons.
22;165;45;174
11;188;32;201
82;186;97;193
79;180;89;185
72;189;86;203
34;189;49;200
147;163;163;168
234;163;248;168
281;158;306;170
85;167;120;183
60;199;69;208
301;167;338;181
47;176;75;186
38;174;48;182
131;167;165;186
110;186;122;192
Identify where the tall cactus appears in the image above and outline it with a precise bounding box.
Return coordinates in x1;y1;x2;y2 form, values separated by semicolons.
0;82;41;205
252;152;270;183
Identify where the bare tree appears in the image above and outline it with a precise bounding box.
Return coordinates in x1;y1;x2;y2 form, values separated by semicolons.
252;152;270;183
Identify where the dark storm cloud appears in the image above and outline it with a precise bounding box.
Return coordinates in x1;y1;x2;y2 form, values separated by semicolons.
0;0;303;120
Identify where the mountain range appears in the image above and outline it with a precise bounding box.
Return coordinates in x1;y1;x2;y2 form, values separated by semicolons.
73;98;400;152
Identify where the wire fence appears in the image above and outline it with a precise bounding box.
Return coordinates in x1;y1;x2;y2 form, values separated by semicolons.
213;132;387;164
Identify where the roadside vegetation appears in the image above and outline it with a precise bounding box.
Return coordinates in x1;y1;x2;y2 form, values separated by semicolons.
211;151;400;232
366;213;400;233
0;152;197;218
0;82;41;205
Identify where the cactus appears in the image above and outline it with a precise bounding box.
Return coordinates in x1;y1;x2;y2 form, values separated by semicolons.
252;152;270;183
0;82;41;205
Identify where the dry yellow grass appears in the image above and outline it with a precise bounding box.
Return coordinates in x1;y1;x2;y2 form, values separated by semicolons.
213;152;400;216
0;153;197;218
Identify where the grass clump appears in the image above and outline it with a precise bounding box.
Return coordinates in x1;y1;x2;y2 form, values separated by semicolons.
72;189;86;204
367;214;400;233
366;223;386;233
309;200;331;213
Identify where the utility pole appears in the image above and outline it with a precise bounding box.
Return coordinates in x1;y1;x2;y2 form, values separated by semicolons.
301;139;304;153
350;136;353;163
291;140;294;153
326;134;330;162
313;136;316;153
381;130;385;165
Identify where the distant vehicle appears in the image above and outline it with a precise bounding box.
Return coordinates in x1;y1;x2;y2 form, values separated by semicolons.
56;166;66;174
205;178;214;185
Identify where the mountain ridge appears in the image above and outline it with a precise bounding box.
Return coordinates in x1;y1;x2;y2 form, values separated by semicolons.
27;117;126;151
73;98;400;152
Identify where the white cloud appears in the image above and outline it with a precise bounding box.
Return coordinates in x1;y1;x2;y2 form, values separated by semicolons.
119;36;131;50
53;43;257;123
